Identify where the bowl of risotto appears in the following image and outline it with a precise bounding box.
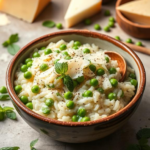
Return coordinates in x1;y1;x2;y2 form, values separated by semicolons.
6;30;146;143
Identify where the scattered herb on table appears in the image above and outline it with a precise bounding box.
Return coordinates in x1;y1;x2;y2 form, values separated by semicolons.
55;62;74;92
0;139;38;150
0;146;20;150
84;18;91;25
42;20;56;28
0;105;17;121
126;128;150;150
30;139;38;150
2;33;20;55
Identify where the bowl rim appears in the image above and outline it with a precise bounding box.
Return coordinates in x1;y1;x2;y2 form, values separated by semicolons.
6;30;146;126
116;0;150;29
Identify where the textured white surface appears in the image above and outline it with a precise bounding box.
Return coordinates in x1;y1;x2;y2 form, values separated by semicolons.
0;0;150;149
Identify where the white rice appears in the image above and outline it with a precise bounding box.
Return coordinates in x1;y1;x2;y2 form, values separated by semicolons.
14;40;136;122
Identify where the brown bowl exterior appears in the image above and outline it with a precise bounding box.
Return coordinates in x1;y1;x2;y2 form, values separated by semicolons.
116;0;150;39
6;30;146;143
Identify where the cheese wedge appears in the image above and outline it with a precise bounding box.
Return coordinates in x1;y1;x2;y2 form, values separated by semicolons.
117;0;150;25
64;0;102;28
0;0;50;23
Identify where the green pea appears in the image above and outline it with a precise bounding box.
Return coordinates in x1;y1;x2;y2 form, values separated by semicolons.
110;78;118;87
109;67;117;74
83;48;90;54
129;73;136;79
103;26;110;32
54;59;60;64
42;107;50;114
108;21;114;27
25;58;32;64
59;44;67;50
104;10;111;16
130;79;138;87
64;91;73;100
0;86;7;93
31;85;40;93
97;87;104;94
72;115;79;122
115;36;121;41
15;85;22;94
94;24;101;30
0;106;4;121
108;93;117;100
55;50;60;53
105;57;109;63
45;98;54;107
126;38;132;43
27;61;32;68
40;47;46;50
73;80;78;87
24;71;32;79
109;17;115;22
40;64;48;71
20;95;28;104
82;90;93;97
44;49;52;55
33;52;40;58
90;78;98;86
84;18;91;25
96;68;105;76
81;116;90;122
76;76;84;83
26;102;33;110
20;65;28;72
89;64;96;73
56;23;62;29
65;56;72;60
62;51;69;56
73;46;79;50
74;41;81;47
136;41;142;46
77;108;86;117
66;100;74;109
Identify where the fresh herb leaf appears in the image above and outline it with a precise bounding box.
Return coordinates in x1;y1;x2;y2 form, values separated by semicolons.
5;110;16;120
55;62;68;75
46;84;55;89
30;139;38;150
141;144;150;150
2;41;10;47
9;34;19;44
42;21;55;28
63;75;74;92
0;94;10;101
56;75;65;80
2;33;19;48
138;138;148;146
137;128;150;140
7;44;20;55
126;144;141;150
3;106;14;112
0;147;20;150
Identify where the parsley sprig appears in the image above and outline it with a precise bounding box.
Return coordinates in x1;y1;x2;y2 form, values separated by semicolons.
127;128;150;150
55;62;74;92
2;33;20;55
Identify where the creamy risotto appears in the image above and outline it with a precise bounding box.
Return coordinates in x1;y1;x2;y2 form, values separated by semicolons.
14;40;138;122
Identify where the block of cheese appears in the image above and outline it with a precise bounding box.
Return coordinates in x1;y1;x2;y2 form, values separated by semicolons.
117;0;150;25
64;0;102;28
0;0;50;23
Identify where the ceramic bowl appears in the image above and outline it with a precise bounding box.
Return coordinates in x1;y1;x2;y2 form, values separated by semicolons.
6;30;146;143
116;0;150;39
